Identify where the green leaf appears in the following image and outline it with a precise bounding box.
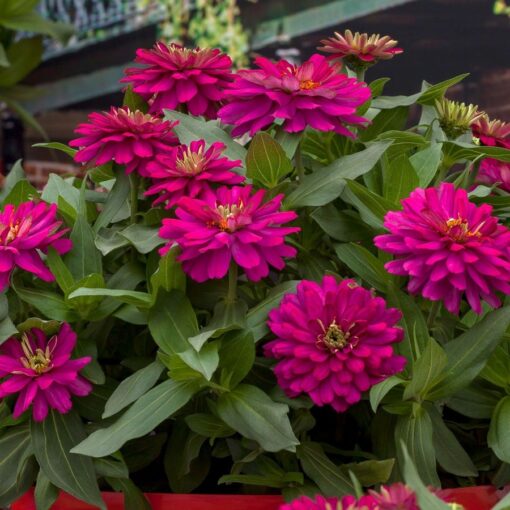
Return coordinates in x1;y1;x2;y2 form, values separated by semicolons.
400;443;450;510
150;246;186;296
0;37;42;88
395;406;440;487
369;77;391;97
386;287;429;366
489;396;510;463
427;405;477;477
285;141;392;208
34;470;59;510
360;107;409;141
106;477;151;510
0;159;25;203
311;205;374;243
219;330;255;389
403;338;447;400
334;243;390;292
219;473;303;489
33;142;77;159
13;284;78;322
0;425;31;497
296;441;354;497
94;457;129;479
123;84;148;113
0;43;9;66
46;247;74;294
164;110;246;163
447;383;501;419
178;341;220;381
480;344;510;389
410;143;443;187
0;12;73;42
342;180;396;230
275;130;300;159
0;294;16;344
342;459;395;486
68;288;152;308
185;413;234;439
443;141;510;164
427;305;510;400
246;132;293;188
417;73;470;105
31;410;105;509
103;361;165;419
382;154;419;203
72;379;199;458
93;170;130;232
119;223;165;254
246;281;299;342
148;290;199;355
65;214;102;280
1;179;38;206
41;174;80;218
217;384;299;452
370;376;404;412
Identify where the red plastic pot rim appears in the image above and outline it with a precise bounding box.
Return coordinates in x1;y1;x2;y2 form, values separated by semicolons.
12;486;502;510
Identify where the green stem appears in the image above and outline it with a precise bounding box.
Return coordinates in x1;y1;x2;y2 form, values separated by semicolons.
427;301;441;329
356;69;366;82
434;160;450;185
129;173;139;224
226;263;238;303
294;142;305;182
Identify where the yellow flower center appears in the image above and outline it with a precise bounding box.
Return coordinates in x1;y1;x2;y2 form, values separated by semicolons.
176;146;207;175
19;333;55;375
445;217;483;241
317;319;357;353
2;216;33;244
214;203;243;232
299;79;321;90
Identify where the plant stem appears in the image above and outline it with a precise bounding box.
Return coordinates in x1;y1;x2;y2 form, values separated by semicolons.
129;173;139;224
427;301;441;329
356;69;366;82
226;263;238;303
294;142;305;182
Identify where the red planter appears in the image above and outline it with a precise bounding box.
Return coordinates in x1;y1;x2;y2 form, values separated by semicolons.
12;486;501;510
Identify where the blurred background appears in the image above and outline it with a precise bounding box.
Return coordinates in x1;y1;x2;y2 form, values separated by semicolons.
0;0;509;186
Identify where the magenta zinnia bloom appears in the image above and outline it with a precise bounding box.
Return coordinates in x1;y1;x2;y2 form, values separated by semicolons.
70;107;178;176
279;495;340;510
218;54;370;137
145;140;245;208
159;185;299;282
264;276;405;412
369;483;419;510
0;201;71;290
0;323;92;421
375;183;510;314
318;30;403;70
123;43;233;118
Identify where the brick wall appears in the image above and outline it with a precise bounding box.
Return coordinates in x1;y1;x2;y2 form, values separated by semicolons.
23;160;84;189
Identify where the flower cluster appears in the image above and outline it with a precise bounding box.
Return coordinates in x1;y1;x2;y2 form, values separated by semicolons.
375;183;510;314
264;276;405;412
0;201;72;290
159;186;299;282
123;43;233;118
0;324;91;421
218;54;371;137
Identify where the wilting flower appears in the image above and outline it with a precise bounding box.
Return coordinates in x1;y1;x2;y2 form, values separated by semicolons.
369;483;419;510
265;276;405;412
472;114;510;149
218;54;370;137
0;323;92;421
0;201;72;290
123;43;233;118
435;98;484;139
472;115;510;192
70;107;178;176
159;185;299;282
375;183;510;314
145;140;245;208
318;30;403;70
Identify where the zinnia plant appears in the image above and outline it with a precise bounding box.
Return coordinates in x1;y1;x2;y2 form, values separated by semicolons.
1;27;510;510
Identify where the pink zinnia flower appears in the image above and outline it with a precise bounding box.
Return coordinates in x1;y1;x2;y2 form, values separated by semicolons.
369;483;419;510
264;276;405;412
70;107;178;176
279;495;340;510
341;495;378;510
477;159;510;193
318;30;403;70
158;185;299;282
218;54;370;137
145;140;245;208
123;43;233;118
0;323;92;421
374;183;510;314
0;201;72;290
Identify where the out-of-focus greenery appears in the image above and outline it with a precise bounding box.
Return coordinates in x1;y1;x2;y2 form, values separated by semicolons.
0;0;72;134
494;0;510;16
143;0;249;68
